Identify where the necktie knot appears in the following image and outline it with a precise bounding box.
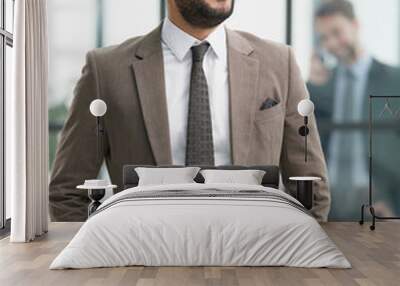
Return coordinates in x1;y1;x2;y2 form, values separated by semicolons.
345;67;355;79
191;42;210;63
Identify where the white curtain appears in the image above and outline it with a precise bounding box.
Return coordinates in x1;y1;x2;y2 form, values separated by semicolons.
7;0;49;242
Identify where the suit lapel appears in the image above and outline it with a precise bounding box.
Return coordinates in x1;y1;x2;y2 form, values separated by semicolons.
363;59;382;120
131;25;172;165
226;29;259;164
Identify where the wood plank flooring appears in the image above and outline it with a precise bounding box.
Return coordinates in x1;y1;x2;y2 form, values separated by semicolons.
0;222;399;286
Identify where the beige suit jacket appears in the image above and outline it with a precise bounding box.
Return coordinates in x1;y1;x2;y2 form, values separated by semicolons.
49;24;330;222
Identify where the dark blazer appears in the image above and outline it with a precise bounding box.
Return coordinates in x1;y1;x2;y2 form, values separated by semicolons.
307;59;400;203
49;24;330;222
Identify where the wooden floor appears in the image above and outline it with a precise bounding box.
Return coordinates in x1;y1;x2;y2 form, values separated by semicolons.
0;222;399;286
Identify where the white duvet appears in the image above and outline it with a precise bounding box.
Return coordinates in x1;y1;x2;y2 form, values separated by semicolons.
50;183;350;269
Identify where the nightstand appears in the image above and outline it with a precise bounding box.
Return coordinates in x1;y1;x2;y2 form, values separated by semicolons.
77;180;117;216
289;176;321;210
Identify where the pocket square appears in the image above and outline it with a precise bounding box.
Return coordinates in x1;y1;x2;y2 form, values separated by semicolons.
260;98;279;110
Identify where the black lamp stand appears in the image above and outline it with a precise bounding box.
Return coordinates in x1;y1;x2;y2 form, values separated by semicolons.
88;189;106;216
295;180;313;210
298;116;310;162
96;116;105;165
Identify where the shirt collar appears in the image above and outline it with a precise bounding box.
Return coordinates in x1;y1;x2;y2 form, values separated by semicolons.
161;17;227;62
339;53;373;78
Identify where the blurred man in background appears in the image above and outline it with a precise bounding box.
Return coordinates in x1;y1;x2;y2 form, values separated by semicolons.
308;0;400;219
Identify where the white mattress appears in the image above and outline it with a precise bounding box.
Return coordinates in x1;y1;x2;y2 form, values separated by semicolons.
50;183;350;269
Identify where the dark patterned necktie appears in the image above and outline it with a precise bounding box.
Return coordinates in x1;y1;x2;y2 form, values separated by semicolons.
185;42;215;166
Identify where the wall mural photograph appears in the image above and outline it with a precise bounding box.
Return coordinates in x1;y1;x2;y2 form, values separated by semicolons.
46;0;400;221
2;1;400;285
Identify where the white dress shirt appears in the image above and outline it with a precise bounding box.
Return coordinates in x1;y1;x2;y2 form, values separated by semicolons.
161;18;231;165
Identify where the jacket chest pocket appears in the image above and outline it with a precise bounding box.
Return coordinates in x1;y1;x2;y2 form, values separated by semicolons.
253;103;285;153
254;102;284;123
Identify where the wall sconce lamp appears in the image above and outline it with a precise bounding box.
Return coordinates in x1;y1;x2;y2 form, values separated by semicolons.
297;99;315;163
90;99;107;164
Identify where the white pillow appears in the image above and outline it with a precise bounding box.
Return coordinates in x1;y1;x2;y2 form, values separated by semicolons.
135;167;200;186
200;169;266;185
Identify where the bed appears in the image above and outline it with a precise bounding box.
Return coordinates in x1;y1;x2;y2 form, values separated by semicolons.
50;165;350;269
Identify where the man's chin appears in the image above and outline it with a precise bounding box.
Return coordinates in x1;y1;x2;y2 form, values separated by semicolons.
175;0;234;29
334;52;353;64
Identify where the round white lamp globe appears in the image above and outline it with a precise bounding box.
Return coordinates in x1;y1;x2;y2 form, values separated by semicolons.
297;99;314;117
90;99;107;117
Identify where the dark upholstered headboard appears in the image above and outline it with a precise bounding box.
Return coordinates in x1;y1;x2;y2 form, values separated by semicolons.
123;165;280;190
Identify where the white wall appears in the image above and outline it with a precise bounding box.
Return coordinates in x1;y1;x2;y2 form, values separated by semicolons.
292;0;314;79
351;0;399;65
225;0;286;43
48;0;97;107
102;0;161;46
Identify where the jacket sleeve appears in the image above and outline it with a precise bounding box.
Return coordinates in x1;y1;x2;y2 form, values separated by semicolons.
280;47;331;222
49;51;108;222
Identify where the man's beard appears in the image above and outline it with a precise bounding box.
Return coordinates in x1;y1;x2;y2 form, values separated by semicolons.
336;44;357;64
174;0;234;28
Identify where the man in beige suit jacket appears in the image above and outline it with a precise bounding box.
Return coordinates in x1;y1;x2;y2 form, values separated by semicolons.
50;0;330;222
